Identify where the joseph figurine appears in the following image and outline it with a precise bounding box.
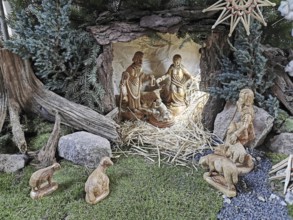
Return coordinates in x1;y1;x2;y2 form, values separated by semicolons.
120;51;154;111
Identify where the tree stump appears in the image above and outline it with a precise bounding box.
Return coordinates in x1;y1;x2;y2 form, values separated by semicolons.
200;32;231;131
0;49;120;153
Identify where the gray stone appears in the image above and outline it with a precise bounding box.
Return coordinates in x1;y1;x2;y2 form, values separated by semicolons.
285;191;293;205
267;133;293;154
214;103;274;148
0;154;27;173
58;131;112;168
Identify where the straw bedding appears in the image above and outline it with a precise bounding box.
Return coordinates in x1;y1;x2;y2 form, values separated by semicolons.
119;80;213;167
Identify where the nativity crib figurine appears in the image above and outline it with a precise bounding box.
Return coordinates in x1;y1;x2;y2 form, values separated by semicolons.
29;162;61;199
229;88;255;146
119;51;174;128
156;54;192;116
214;142;254;175
199;154;239;197
85;157;113;205
214;88;255;174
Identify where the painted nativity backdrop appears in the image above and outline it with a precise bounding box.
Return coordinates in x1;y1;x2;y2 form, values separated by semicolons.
1;0;293;218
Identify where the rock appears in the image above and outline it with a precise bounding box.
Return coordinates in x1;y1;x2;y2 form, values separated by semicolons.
222;195;231;204
285;191;293;205
269;194;279;201
257;195;266;202
58;131;112;168
0;154;27;173
267;133;293;154
213;103;274;148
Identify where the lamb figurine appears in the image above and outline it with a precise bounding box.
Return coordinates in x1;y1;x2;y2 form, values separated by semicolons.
85;157;113;205
29;162;61;199
199;154;239;197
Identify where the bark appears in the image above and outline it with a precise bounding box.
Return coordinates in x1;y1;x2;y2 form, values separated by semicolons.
0;69;7;132
199;32;231;131
88;6;221;116
97;45;116;113
37;112;60;168
0;49;120;144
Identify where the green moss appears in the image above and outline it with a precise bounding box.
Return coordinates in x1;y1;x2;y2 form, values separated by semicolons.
28;133;51;151
0;156;222;220
280;117;293;133
265;151;288;165
288;205;293;217
273;109;290;132
23;116;53;136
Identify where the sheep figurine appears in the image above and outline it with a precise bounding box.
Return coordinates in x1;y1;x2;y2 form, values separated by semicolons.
29;162;61;199
199;154;239;197
85;157;113;205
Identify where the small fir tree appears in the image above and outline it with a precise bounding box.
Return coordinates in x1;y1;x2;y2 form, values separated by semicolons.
209;20;279;117
5;0;104;112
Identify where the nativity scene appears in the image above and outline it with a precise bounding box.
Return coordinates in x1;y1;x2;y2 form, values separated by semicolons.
0;0;293;219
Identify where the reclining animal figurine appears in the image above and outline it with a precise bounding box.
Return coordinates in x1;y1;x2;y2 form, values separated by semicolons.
85;157;113;205
199;154;239;197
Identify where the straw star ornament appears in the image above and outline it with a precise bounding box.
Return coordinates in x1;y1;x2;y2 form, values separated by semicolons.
203;0;276;37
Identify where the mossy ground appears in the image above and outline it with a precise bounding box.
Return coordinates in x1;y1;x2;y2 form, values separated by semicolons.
0;156;223;220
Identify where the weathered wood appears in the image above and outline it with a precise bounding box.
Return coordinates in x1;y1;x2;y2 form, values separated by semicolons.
106;107;119;119
272;71;293;115
37;112;60;168
284;155;293;194
0;0;9;41
97;45;116;113
0;49;120;142
271;157;289;170
263;46;293;115
8;99;27;153
199;32;231;131
0;70;7;132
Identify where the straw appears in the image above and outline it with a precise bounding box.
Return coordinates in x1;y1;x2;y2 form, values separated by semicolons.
119;79;212;168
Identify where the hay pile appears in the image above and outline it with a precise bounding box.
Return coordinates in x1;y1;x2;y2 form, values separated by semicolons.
119;79;213;167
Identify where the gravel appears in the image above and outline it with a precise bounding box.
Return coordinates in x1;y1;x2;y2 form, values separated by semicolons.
195;149;291;220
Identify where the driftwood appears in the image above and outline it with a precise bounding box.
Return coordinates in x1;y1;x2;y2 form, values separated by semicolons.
0;49;119;153
269;173;293;181
284;155;293;194
272;71;293;115
269;157;289;175
0;70;7;132
8;99;27;153
37;112;61;168
263;46;293;115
